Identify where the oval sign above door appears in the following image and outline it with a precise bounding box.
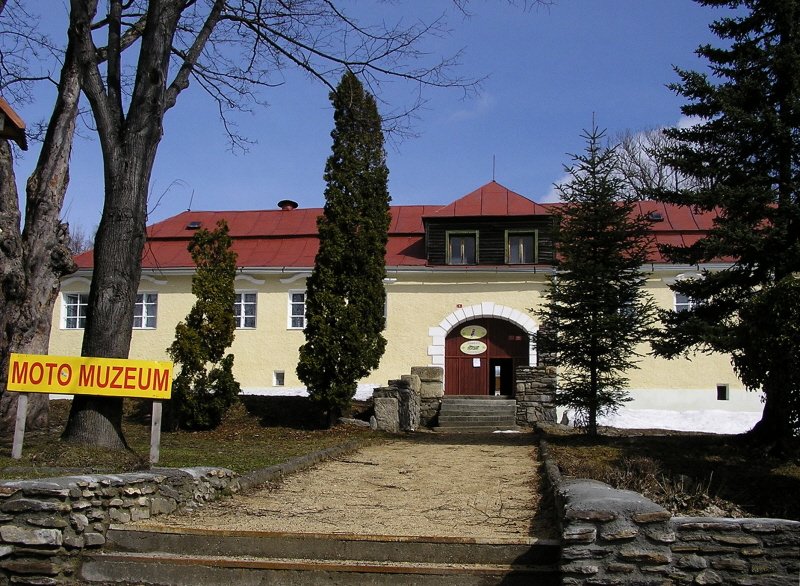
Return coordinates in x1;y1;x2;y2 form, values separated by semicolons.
460;325;488;340
460;340;487;355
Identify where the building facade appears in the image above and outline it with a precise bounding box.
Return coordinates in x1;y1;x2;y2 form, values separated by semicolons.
49;182;763;416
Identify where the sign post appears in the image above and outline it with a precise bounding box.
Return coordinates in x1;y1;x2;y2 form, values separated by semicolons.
6;353;172;461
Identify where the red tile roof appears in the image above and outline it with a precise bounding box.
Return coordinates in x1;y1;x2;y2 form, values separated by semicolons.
423;181;551;217
73;181;722;270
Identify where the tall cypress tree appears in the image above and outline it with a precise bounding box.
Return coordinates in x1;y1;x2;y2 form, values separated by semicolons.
297;71;391;423
539;125;656;435
653;0;800;446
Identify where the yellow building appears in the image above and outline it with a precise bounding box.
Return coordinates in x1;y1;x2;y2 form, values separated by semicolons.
50;182;763;424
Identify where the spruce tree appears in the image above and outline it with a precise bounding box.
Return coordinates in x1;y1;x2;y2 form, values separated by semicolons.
167;220;240;430
297;71;391;424
653;1;800;446
539;125;656;435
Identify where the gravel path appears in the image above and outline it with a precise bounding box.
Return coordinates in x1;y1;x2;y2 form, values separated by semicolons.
135;433;556;540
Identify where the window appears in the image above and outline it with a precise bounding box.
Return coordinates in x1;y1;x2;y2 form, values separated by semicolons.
447;231;477;265
234;292;257;329
506;231;536;264
133;293;158;329
63;293;89;329
674;293;699;312
288;290;306;329
273;371;285;386
717;384;729;401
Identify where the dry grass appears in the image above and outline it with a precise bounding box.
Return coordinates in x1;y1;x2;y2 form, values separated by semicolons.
0;397;380;479
544;426;800;520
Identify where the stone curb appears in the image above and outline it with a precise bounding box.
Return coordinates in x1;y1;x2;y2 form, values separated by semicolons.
237;439;365;492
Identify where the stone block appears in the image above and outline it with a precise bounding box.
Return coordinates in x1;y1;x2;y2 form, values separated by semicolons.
396;388;420;432
0;527;62;547
410;366;443;382
400;374;421;393
373;397;399;433
419;381;444;398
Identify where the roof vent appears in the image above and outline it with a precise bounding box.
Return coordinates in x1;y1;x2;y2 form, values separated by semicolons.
186;220;202;230
278;199;298;211
647;211;664;222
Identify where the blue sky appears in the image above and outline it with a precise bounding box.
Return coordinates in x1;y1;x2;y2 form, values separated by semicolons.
13;1;732;231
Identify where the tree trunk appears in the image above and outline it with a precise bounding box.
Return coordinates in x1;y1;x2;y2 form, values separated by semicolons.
61;141;152;449
0;43;80;436
749;374;793;454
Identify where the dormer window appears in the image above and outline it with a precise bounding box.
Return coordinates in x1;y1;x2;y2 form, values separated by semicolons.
447;231;478;265
506;230;537;264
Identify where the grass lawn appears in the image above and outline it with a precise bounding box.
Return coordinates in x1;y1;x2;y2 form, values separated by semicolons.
0;396;380;479
545;426;800;521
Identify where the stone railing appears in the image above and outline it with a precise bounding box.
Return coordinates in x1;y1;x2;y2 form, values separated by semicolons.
0;467;237;584
541;441;800;585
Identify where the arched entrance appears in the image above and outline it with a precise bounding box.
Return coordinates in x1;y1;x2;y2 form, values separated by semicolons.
444;318;530;396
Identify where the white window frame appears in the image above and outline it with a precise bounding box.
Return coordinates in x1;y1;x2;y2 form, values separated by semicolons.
234;291;257;329
133;292;158;329
288;289;307;329
674;292;699;312
273;371;285;386
62;292;89;330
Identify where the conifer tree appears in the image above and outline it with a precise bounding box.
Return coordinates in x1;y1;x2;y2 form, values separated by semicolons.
539;125;656;435
167;220;240;430
653;1;800;446
297;72;391;424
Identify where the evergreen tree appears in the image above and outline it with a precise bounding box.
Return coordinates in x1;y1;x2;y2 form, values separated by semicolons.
297;72;391;424
653;1;800;446
539;125;656;435
167;220;240;430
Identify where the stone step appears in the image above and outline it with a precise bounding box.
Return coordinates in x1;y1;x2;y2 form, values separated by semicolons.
439;404;517;414
80;551;560;585
101;527;557;566
433;425;523;433
79;528;560;585
442;396;516;404
437;415;517;426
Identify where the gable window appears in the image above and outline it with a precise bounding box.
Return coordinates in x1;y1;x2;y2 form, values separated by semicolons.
288;290;306;329
447;231;477;265
63;293;89;329
674;293;699;312
506;231;537;264
234;292;257;329
133;293;158;329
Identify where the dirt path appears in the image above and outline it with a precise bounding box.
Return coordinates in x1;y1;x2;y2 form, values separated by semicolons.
135;433;555;540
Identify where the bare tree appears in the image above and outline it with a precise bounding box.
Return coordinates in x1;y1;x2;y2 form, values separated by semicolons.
0;1;80;434
58;0;482;448
0;2;144;436
612;128;704;199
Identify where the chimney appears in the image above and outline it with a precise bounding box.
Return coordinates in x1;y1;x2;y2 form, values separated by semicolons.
278;199;298;211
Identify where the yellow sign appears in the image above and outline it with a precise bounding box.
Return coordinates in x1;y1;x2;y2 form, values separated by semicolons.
8;354;172;400
460;340;487;355
460;325;487;340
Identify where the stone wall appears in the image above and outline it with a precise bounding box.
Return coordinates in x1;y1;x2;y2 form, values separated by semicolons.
515;365;557;426
0;467;237;584
541;441;800;585
371;367;443;431
411;366;444;427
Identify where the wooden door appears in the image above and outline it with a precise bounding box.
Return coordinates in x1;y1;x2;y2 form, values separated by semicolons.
444;318;529;395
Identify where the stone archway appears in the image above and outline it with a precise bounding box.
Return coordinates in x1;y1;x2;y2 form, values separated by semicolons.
427;303;538;391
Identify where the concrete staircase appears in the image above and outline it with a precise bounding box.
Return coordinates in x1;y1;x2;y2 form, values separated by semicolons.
79;526;560;585
434;395;519;433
